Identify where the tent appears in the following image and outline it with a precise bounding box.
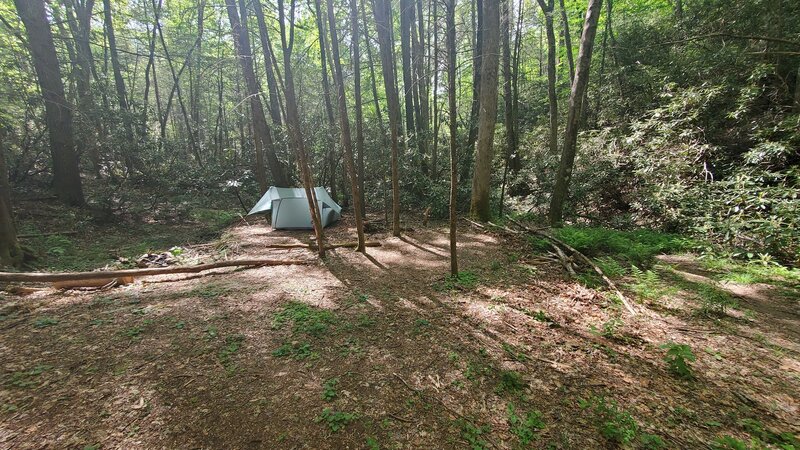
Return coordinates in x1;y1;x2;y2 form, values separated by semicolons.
248;186;341;229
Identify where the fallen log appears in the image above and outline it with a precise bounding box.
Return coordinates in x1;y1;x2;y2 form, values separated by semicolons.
507;218;637;316
263;241;382;250
0;259;311;283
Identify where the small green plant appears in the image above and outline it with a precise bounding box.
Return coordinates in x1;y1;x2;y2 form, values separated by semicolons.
123;326;144;340
315;408;357;432
204;326;218;340
711;435;749;450
695;284;738;317
456;419;491;450
495;370;525;395
501;343;528;362
365;437;380;450
580;396;639;444
322;378;338;401
640;433;667;449
219;335;245;374
627;266;676;301
272;341;317;360
507;403;545;446
589;318;623;338
33;317;59;328
8;364;51;388
272;302;336;337
412;318;431;335
439;271;479;291
661;342;696;379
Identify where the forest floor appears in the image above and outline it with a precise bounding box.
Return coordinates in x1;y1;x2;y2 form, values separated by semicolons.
1;210;799;449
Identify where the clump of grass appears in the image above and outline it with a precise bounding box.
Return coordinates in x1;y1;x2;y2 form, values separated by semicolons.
272;302;336;337
553;227;692;267
7;364;52;388
33;317;59;328
219;334;245;374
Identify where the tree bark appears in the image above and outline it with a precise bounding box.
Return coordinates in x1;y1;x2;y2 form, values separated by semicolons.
549;0;603;226
351;0;367;216
252;0;283;127
538;0;558;155
312;0;339;201
499;0;515;215
462;0;483;183
14;0;85;206
102;0;137;170
226;0;289;192
445;0;458;276
326;0;366;252
277;0;327;257
373;0;402;237
431;0;440;179
469;0;500;222
558;0;575;85
400;0;416;140
0;130;22;267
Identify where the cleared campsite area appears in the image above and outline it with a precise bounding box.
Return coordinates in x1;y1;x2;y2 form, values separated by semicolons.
1;213;798;449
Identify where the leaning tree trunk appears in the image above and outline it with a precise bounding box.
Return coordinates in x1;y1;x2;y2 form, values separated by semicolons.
558;0;575;85
469;0;501;222
252;0;284;126
373;0;403;237
548;0;603;226
538;0;558;156
277;0;326;257
14;0;84;206
445;0;458;276
326;0;366;252
0;130;22;267
225;0;289;192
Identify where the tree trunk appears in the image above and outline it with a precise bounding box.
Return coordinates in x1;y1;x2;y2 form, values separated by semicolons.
431;0;440;179
351;0;367;217
499;0;515;216
558;0;575;85
252;0;283;127
312;0;339;201
413;0;429;174
538;0;558;156
373;0;402;237
445;0;458;276
510;0;524;172
102;0;137;170
462;0;483;183
469;0;500;222
326;0;366;252
14;0;85;206
65;0;101;177
400;0;416;141
0;130;22;267
225;0;289;192
277;0;326;257
361;0;384;127
549;0;603;226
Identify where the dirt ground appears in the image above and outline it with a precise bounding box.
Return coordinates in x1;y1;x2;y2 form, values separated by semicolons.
1;217;798;449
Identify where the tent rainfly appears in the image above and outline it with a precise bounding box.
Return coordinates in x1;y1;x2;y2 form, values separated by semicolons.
248;186;342;229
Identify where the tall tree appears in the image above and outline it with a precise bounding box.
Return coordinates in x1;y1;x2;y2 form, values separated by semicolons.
277;0;326;257
312;0;339;201
351;0;367;216
225;0;289;192
252;0;283;126
0;129;22;267
445;0;458;276
373;0;402;236
469;0;500;221
462;0;483;182
102;0;136;169
326;0;366;252
499;0;515;215
399;0;415;139
412;0;429;173
548;0;603;225
14;0;85;206
558;0;575;84
538;0;558;155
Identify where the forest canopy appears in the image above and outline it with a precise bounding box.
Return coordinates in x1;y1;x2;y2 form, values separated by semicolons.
0;0;798;267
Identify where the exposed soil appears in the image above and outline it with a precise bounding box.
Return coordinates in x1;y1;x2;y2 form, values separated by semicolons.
1;217;798;449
